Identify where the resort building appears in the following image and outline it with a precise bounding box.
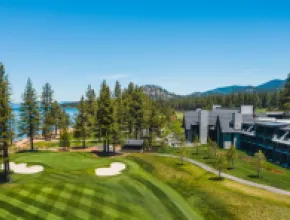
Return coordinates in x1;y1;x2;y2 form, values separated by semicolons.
183;105;290;167
183;105;254;147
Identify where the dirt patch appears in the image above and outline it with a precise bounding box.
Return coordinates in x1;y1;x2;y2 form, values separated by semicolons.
240;156;252;162
271;169;285;175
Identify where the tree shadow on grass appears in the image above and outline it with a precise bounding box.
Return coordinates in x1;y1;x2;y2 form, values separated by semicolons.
248;174;261;179
91;150;123;157
0;173;10;184
209;176;225;181
176;162;184;166
16;149;42;153
192;152;200;156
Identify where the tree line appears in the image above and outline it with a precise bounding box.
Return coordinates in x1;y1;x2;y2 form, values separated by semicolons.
74;80;171;152
165;90;281;111
18;79;172;152
0;62;174;182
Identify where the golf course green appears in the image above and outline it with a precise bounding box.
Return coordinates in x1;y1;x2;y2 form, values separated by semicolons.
1;151;290;220
0;152;201;220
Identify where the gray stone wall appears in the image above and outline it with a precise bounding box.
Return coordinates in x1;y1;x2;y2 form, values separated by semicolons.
199;110;209;144
233;113;242;130
240;105;253;115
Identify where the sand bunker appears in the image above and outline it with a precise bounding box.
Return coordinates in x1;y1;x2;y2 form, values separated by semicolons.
95;162;126;176
1;162;44;174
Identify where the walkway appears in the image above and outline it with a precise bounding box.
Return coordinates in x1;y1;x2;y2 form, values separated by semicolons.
156;154;290;197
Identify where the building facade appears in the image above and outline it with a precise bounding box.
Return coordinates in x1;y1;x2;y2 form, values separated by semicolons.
183;105;290;167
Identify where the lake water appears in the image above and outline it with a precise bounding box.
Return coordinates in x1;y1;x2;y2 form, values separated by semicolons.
12;104;78;140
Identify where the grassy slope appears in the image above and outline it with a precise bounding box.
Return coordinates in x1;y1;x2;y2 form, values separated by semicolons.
159;146;290;190
0;152;201;220
130;154;290;220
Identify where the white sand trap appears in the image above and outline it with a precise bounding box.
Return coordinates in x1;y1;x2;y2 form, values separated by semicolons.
1;162;44;174
95;162;126;176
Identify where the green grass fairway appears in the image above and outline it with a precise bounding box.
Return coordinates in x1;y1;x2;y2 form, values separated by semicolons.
2;152;290;220
0;152;201;220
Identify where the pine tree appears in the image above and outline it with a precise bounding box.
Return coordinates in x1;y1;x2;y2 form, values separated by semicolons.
19;78;40;151
147;103;163;149
59;130;71;148
125;83;135;136
59;109;70;134
114;80;122;98
97;81;114;152
85;85;97;137
50;101;61;136
280;73;290;111
74;96;89;148
0;63;13;182
41;83;54;140
59;110;71;148
132;87;145;139
111;103;123;153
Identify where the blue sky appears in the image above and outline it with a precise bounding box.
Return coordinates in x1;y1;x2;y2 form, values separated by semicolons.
0;0;290;102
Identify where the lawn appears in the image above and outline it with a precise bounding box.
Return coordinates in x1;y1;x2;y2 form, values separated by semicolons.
159;145;290;190
1;151;290;220
0;152;201;220
255;108;267;113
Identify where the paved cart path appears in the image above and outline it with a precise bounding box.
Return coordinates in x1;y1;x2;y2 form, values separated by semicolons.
155;154;290;197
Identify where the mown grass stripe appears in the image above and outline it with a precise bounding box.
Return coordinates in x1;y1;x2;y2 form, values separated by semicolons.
3;186;62;220
0;208;21;220
0;195;43;220
17;182;132;219
130;175;191;220
115;178;156;220
120;176;174;219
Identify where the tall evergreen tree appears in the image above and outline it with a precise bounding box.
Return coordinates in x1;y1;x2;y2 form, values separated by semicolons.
97;81;114;152
85;85;97;137
19;78;40;151
111;103;123;153
114;80;122;98
132;87;145;139
51;101;61;136
41;83;54;140
280;73;290;111
59;109;71;148
147;103;163;149
0;63;13;182
74;96;89;148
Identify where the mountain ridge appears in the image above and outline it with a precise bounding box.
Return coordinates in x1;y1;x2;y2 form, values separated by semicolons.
142;79;285;99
